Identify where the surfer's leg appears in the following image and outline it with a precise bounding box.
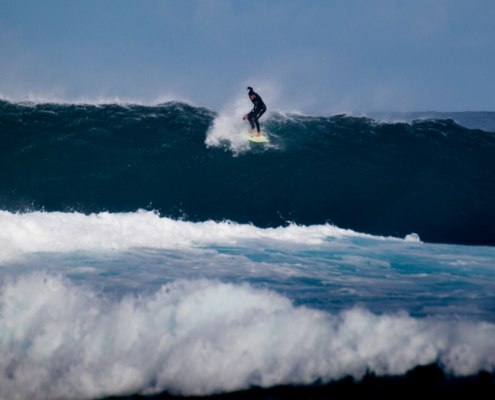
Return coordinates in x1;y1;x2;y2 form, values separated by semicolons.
254;118;261;133
247;113;255;130
256;106;266;120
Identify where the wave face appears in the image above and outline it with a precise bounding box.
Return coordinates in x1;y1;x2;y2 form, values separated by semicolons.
1;100;494;245
367;111;495;133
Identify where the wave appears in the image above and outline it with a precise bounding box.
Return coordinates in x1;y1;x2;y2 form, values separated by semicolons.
0;93;187;107
2;210;494;321
1;210;494;397
367;111;495;133
1;100;494;245
0;273;493;399
0;209;411;264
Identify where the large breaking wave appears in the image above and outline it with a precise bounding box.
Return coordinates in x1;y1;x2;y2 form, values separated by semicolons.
1;99;494;245
0;273;494;399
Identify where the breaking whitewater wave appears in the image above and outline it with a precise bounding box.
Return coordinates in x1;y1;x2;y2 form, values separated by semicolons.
2;209;494;316
1;272;495;399
0;209;373;263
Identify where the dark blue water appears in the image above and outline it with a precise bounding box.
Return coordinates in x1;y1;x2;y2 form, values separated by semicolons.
1;100;494;245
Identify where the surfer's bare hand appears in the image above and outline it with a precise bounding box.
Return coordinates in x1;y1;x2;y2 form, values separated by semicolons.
243;115;248;120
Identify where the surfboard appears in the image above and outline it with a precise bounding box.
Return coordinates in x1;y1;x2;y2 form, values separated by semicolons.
248;133;269;143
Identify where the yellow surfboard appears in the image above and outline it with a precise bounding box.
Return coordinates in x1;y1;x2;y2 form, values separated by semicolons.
248;133;269;143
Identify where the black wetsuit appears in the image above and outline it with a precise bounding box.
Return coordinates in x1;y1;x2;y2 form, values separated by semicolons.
247;92;266;133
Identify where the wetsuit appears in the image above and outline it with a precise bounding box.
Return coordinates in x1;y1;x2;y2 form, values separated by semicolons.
247;91;266;133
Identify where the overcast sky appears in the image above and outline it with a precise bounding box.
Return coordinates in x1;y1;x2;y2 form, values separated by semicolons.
1;0;494;114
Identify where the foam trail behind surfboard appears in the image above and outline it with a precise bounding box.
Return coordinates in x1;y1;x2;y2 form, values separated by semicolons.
205;96;253;153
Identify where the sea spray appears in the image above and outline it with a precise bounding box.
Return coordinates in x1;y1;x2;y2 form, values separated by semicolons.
0;274;495;399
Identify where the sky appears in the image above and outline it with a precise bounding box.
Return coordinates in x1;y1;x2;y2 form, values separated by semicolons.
0;0;494;114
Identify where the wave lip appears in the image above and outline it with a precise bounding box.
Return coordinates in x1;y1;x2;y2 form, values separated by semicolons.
0;274;495;399
0;94;193;107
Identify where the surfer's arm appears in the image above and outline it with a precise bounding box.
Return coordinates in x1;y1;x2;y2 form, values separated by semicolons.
245;105;257;118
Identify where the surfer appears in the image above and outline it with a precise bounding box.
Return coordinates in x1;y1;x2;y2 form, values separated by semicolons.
243;86;266;137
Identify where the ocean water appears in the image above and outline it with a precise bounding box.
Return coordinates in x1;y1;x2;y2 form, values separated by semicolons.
0;99;494;399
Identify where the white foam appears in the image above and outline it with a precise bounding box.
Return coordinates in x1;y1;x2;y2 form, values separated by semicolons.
205;95;255;153
404;233;421;242
0;210;406;264
0;274;494;399
0;94;190;107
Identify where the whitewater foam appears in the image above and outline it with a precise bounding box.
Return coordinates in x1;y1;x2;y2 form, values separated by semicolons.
205;96;256;153
0;94;190;107
0;274;494;399
0;210;414;264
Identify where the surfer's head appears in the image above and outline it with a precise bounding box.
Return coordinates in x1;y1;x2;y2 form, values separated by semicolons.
247;86;255;98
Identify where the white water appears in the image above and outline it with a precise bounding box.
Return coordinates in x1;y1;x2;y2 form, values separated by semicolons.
1;210;494;399
0;274;495;399
0;210;392;264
